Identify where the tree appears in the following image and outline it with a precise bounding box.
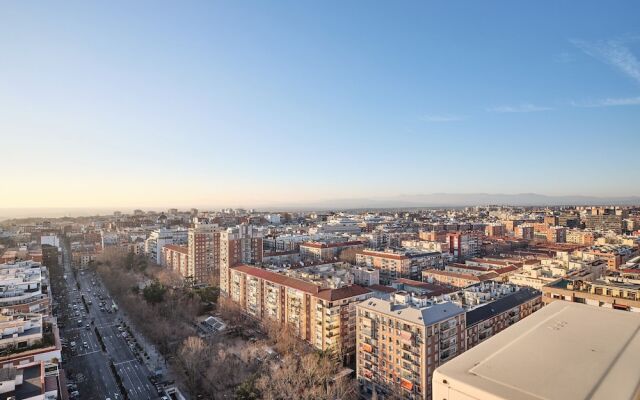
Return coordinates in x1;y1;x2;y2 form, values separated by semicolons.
255;352;358;400
338;247;358;264
177;336;209;393
143;281;166;304
235;375;260;400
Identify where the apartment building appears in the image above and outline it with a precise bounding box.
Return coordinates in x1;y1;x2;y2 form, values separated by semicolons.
423;269;498;289
401;240;450;255
229;264;372;358
545;226;567;243
220;225;264;297
187;223;224;284
446;231;483;260
356;249;444;284
514;224;534;240
484;224;505;237
0;313;44;353
566;229;595;246
542;277;640;312
465;287;541;349
543;215;558;226
356;292;465;400
299;241;364;262
576;244;638;270
583;213;624;234
144;228;187;265
161;244;189;277
0;261;51;315
418;231;447;243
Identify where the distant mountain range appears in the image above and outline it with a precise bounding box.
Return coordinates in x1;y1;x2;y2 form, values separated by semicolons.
263;193;640;210
1;193;639;219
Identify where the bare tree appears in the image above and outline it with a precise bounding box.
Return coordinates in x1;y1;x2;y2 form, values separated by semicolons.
177;336;209;393
255;352;357;400
338;247;358;264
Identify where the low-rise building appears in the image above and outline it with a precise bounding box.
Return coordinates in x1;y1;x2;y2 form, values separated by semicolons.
542;277;640;312
0;261;51;315
422;269;498;289
566;229;595;246
300;241;364;262
356;249;444;284
464;287;541;349
0;313;44;353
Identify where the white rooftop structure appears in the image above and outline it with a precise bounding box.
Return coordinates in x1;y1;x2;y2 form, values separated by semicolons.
357;292;464;326
433;301;640;400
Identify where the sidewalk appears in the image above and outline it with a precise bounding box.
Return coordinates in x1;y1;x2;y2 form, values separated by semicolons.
119;311;172;379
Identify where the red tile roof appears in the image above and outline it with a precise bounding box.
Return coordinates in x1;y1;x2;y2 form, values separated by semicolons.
315;285;371;301
163;244;188;254
369;284;398;293
233;264;320;294
232;264;371;301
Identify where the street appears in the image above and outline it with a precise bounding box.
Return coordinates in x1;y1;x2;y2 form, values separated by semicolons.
55;245;162;400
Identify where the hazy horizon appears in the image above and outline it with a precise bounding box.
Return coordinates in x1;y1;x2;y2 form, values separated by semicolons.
2;191;640;219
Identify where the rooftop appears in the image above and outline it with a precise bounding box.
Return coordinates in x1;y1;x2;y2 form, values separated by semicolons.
357;296;464;326
433;301;640;400
465;287;541;326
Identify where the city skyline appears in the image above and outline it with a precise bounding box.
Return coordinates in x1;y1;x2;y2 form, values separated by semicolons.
2;1;640;208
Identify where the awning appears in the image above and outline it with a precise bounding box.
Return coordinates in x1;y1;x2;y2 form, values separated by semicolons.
401;379;413;391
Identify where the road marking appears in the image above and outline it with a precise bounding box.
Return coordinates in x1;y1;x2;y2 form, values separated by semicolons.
113;359;137;366
74;349;101;357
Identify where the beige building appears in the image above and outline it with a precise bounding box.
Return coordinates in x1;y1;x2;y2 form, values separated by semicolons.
187;223;224;284
542;277;640;312
229;264;372;359
356;249;444;284
299;241;364;262
220;225;263;297
356;292;465;400
422;269;498;289
161;244;189;277
566;229;595;246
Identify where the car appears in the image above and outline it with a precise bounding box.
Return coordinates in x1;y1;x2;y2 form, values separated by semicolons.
70;341;76;347
83;341;88;348
69;390;80;397
85;324;90;330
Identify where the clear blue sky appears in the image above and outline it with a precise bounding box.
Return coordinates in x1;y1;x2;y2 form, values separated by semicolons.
1;1;639;208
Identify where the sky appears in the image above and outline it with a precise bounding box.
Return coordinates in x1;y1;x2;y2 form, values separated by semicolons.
1;1;639;209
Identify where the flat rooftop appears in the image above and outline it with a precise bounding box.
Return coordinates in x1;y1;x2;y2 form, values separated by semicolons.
433;301;640;400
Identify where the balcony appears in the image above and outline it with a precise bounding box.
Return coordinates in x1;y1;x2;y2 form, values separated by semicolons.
440;323;454;333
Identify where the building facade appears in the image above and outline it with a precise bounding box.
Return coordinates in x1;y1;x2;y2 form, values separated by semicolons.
187;223;224;284
220;225;264;296
229;264;372;358
356;249;444;284
356;293;465;400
